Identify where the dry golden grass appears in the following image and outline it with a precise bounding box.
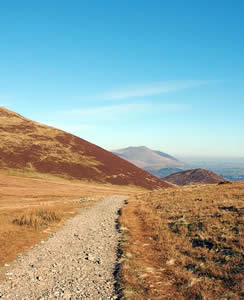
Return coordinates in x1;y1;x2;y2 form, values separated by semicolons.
119;182;244;299
0;172;142;271
12;208;61;230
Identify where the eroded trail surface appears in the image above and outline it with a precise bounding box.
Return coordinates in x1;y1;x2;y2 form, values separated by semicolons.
0;195;127;299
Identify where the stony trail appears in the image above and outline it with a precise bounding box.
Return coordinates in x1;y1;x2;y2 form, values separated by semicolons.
0;195;127;299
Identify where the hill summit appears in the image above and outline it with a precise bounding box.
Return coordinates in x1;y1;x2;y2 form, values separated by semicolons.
112;146;185;171
0;107;170;189
164;168;226;185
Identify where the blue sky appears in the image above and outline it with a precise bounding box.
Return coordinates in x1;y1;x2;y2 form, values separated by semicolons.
0;0;243;157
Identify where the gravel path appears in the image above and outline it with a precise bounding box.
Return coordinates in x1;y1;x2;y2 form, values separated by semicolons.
0;195;127;299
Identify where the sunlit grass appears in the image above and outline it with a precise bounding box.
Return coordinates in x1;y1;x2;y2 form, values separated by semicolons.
13;208;62;230
119;182;244;299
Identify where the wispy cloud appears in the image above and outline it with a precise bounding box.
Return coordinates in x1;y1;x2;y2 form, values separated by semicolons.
57;102;190;121
0;100;12;108
0;104;12;109
102;80;213;100
37;101;190;139
0;95;14;109
63;103;146;117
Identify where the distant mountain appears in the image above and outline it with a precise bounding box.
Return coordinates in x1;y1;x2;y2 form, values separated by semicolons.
164;168;226;186
151;150;179;161
0;107;171;190
179;157;244;182
112;146;185;171
145;167;184;178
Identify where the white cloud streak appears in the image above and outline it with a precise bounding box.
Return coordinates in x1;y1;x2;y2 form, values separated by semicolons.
63;103;146;117
102;80;213;100
0;94;14;108
0;103;12;108
57;102;190;121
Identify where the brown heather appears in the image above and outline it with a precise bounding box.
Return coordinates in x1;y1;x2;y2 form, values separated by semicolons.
0;107;170;190
119;182;244;299
164;168;225;186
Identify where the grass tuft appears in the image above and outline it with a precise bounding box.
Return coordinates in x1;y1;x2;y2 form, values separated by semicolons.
13;209;61;230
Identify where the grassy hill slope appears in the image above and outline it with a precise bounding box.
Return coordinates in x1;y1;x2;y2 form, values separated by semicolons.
0;107;170;190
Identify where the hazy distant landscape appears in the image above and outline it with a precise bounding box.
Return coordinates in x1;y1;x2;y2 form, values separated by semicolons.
181;157;244;181
206;167;244;181
112;146;244;181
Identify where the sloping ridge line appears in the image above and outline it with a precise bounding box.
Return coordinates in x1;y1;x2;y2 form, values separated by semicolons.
0;107;170;190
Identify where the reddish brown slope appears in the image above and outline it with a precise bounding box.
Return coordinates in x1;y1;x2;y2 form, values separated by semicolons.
0;107;170;189
164;168;226;186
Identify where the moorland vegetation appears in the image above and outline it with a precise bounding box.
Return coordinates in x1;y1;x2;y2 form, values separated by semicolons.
119;182;244;299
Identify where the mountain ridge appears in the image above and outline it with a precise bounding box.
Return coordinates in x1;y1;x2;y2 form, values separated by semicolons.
0;107;170;189
112;146;185;170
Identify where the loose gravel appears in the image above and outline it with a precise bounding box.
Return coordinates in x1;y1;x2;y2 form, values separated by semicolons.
0;195;127;299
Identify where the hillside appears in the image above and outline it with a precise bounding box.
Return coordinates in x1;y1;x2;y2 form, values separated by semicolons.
164;168;226;185
112;146;185;171
119;182;244;299
0;107;170;189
